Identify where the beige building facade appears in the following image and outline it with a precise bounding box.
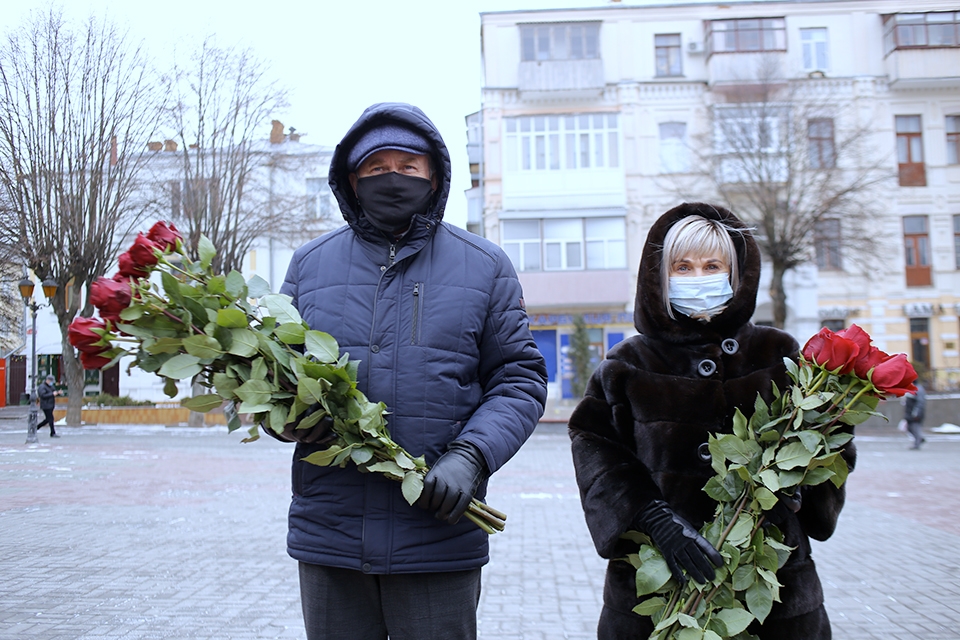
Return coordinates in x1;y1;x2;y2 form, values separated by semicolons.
470;0;960;398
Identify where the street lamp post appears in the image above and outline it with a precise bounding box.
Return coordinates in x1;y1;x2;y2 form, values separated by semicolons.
19;276;59;444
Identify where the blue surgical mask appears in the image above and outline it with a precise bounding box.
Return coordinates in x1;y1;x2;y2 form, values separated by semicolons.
668;273;733;320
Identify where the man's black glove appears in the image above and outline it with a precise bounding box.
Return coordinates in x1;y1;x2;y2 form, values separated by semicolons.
416;440;488;524
634;500;723;585
261;404;335;445
763;489;803;527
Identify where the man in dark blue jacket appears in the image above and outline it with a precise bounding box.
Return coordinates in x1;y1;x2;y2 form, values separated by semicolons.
278;102;548;639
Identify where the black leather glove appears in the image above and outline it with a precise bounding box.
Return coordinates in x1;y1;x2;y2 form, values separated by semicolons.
764;489;803;527
262;405;335;445
416;440;488;524
634;500;723;585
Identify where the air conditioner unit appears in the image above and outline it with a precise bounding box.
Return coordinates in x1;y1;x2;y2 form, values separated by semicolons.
687;41;705;54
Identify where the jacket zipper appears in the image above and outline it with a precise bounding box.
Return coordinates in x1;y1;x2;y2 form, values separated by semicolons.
411;282;422;345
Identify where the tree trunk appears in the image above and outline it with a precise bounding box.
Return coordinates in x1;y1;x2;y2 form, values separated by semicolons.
61;339;85;426
769;262;788;330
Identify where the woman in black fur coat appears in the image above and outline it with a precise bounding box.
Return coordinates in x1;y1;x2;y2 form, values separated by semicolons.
568;203;854;639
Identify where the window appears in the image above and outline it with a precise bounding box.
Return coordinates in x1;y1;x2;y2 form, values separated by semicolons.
947;115;960;165
800;28;829;71
808;118;835;169
814;218;842;270
655;34;682;77
502;217;626;272
707;18;786;54
883;12;960;53
306;178;333;219
585;218;627;269
714;106;787;183
903;215;931;287
896;115;926;186
520;23;600;61
659;122;689;173
504;113;619;173
909;317;930;373
954;215;960;269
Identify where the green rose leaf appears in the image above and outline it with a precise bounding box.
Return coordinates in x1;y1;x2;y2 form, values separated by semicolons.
745;581;773;623
797;430;822;453
182;334;223;359
262;294;302;325
775;441;816;470
216;308;248;328
714;608;754;636
302;445;345;467
305;330;340;363
675;626;703;640
163;377;179;398
225;270;247;299
246;275;271;299
145;337;185;354
401;470;424;505
213;372;240;398
119;305;145;321
632;597;667;617
298;377;329;405
181;394;223;413
275;322;306;345
198;234;217;269
365;460;405;480
158;353;202;379
754;486;778;511
234;379;274;406
228;328;259;357
635;550;672;596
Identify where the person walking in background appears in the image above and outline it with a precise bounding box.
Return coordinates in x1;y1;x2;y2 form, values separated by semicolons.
35;374;60;438
270;102;547;640
904;382;927;449
568;203;854;639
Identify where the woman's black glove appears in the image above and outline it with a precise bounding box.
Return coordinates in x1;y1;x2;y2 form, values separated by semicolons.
634;500;723;584
416;440;488;524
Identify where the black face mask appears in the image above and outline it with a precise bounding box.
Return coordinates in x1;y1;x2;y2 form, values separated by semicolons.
355;172;434;234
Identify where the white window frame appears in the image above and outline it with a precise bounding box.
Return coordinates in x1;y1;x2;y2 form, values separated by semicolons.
800;28;829;72
504;113;619;173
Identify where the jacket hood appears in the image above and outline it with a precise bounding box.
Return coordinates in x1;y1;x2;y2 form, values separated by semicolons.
633;202;761;344
329;103;451;241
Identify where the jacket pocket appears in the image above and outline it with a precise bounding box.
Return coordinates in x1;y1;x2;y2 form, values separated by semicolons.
410;282;424;345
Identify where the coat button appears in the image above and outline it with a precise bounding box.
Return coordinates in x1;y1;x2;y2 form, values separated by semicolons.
380;265;387;272
698;359;716;376
722;338;739;355
371;345;380;353
362;563;372;573
698;442;712;463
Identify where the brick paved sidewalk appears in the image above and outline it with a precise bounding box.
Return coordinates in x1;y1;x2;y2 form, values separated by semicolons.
1;422;959;639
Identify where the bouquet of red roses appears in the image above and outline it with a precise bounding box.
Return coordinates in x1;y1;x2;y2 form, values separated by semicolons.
67;221;507;534
627;326;917;640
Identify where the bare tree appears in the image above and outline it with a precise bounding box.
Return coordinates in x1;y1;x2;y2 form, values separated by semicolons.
0;8;164;424
664;61;893;329
159;38;300;274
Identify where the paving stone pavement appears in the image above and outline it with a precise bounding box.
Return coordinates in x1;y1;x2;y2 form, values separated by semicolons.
1;418;959;639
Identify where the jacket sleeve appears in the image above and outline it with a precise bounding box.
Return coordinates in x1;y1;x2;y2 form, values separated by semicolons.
279;249;300;305
568;359;664;558
457;251;547;474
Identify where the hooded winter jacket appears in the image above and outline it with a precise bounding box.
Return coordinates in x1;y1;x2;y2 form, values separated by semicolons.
568;203;855;638
280;102;547;574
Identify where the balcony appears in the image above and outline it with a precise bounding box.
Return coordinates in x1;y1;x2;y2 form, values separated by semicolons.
518;268;632;310
707;52;789;94
885;47;960;89
518;59;605;100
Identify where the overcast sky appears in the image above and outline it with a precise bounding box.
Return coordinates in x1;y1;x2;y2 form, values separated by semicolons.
6;0;755;228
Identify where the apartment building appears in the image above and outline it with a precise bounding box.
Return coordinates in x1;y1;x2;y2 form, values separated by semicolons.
472;0;960;399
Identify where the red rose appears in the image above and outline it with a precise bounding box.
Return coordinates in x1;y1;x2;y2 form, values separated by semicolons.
146;221;182;252
127;233;161;269
117;251;149;278
68;316;109;354
836;325;884;379
80;350;113;370
870;353;918;397
801;327;860;375
90;277;132;322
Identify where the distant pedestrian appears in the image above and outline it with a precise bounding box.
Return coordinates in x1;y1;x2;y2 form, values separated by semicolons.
36;374;60;438
904;382;926;449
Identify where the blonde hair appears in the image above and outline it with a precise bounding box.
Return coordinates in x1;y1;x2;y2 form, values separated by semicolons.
661;215;740;319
